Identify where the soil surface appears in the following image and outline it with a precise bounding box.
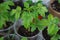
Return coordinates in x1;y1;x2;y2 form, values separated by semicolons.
2;21;13;30
51;0;60;12
42;27;51;40
18;26;39;37
0;0;4;3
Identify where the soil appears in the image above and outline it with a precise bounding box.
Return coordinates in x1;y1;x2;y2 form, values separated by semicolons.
2;21;13;30
18;26;39;37
42;27;51;40
0;34;3;38
0;0;4;3
51;0;60;12
0;21;13;30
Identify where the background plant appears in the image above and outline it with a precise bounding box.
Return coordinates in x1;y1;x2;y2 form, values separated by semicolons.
46;14;60;40
58;0;60;3
0;37;3;40
0;1;14;29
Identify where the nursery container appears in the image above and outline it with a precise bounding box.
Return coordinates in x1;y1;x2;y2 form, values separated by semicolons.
48;0;60;18
14;19;45;40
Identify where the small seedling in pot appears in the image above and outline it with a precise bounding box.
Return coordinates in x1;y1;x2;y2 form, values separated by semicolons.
21;0;48;32
14;0;48;40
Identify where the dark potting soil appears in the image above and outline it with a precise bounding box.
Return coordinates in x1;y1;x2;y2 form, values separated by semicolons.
18;26;39;37
0;34;3;38
0;0;4;3
0;21;13;30
42;27;51;40
3;21;13;29
51;0;60;12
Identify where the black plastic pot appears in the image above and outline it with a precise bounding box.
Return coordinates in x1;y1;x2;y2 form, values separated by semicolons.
13;19;45;40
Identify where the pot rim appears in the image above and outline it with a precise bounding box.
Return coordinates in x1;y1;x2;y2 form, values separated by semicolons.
14;19;40;38
49;5;60;14
49;0;60;14
16;31;40;38
0;24;13;32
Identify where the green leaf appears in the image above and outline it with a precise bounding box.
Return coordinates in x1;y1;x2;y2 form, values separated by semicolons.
38;9;45;17
51;36;58;40
53;17;59;24
37;19;47;30
10;6;21;21
5;1;14;6
15;12;20;20
0;21;4;28
36;3;47;17
10;9;16;16
48;14;54;22
24;2;29;8
0;16;6;29
16;6;21;11
48;24;59;36
51;34;60;40
58;0;60;3
42;6;48;12
21;12;33;29
21;37;27;40
0;37;4;40
31;24;36;32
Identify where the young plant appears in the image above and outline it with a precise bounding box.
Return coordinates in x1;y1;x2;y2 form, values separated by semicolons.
0;1;14;29
21;0;48;32
46;14;60;40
